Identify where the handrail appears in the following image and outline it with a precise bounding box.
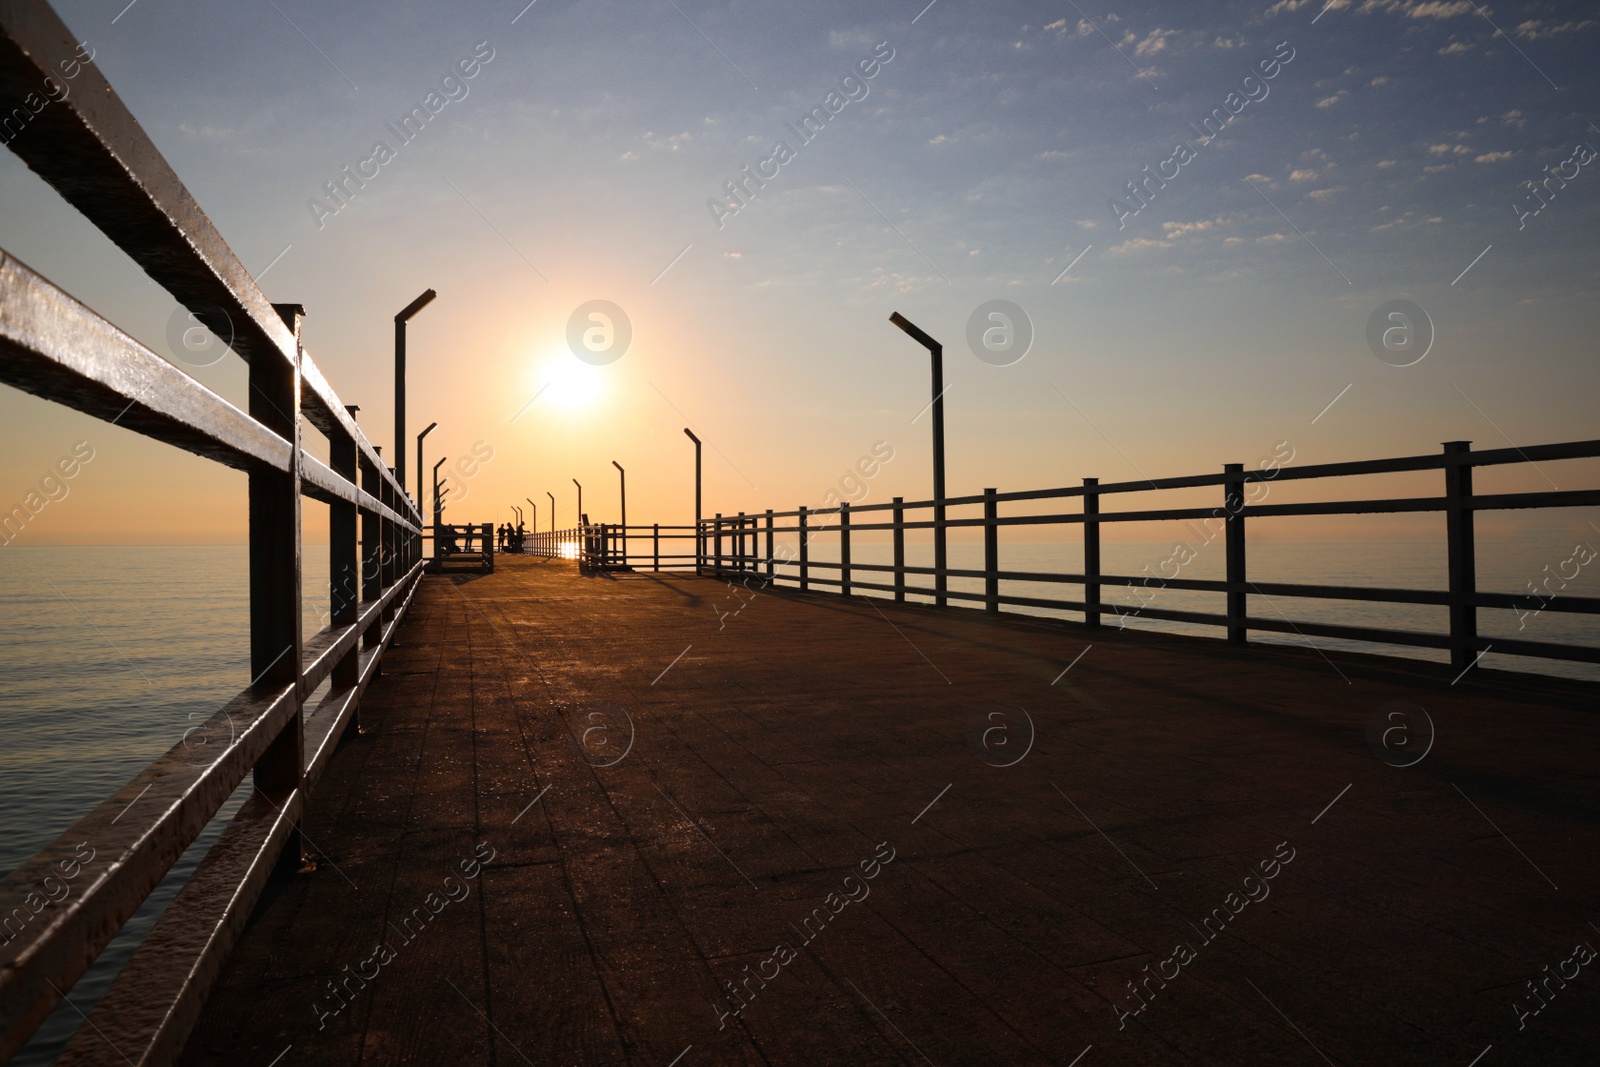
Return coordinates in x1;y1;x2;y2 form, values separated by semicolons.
0;0;413;515
0;1;425;1059
694;440;1600;673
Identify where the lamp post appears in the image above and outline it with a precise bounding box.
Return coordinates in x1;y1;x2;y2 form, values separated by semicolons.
525;497;538;536
432;457;447;524
612;460;626;567
889;311;947;608
394;288;437;492
416;422;437;526
572;478;584;565
546;491;555;533
683;428;701;575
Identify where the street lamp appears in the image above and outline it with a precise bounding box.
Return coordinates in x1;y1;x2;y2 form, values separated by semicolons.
432;457;448;524
546;491;555;533
573;479;585;564
525;497;538;535
889;311;947;608
416;422;437;526
612;460;626;567
394;288;438;492
683;428;701;575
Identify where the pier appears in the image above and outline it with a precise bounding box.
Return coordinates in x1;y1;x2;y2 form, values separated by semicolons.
2;1;1599;1064
177;557;1597;1066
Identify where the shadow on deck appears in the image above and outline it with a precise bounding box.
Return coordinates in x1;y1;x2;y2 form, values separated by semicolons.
181;555;1599;1066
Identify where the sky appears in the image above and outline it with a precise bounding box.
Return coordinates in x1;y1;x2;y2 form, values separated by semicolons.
1;0;1597;545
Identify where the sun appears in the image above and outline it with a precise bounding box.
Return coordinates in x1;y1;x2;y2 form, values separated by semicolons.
537;350;605;412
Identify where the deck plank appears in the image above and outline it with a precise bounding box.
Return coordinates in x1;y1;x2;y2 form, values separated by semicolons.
182;557;1600;1066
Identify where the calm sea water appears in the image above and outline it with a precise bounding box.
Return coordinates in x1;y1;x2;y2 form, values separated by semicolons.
1;539;1595;1062
1;546;327;1066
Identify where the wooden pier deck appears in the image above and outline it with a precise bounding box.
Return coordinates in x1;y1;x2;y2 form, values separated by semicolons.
180;556;1599;1067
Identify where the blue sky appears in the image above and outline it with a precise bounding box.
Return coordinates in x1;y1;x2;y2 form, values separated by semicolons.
1;0;1596;541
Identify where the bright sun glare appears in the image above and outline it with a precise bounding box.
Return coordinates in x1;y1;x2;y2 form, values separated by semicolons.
540;351;605;412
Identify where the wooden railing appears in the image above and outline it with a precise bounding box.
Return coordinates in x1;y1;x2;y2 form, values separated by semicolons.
698;439;1600;674
0;2;423;1062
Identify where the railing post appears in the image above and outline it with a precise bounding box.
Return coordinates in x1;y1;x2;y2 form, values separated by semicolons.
381;464;397;635
840;502;852;597
361;456;382;650
1224;463;1247;645
892;496;905;603
1444;441;1477;673
654;523;660;571
799;506;809;591
714;513;723;577
483;521;494;572
737;511;747;576
983;488;999;614
329;417;359;694
1083;478;1100;628
765;509;774;578
251;304;305;866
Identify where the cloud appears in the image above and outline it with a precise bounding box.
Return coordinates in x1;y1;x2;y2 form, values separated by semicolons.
928;134;948;146
1515;19;1598;40
1377;159;1398;167
643;130;694;152
1265;0;1349;15
1315;90;1349;108
1401;1;1477;17
1133;29;1179;56
1438;40;1471;54
1370;75;1390;85
1474;150;1516;162
1307;187;1344;199
1161;219;1217;238
1108;237;1171;254
1290;168;1319;181
1271;0;1470;17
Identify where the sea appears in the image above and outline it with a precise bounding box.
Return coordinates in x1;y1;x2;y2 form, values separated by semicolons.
2;539;1596;1063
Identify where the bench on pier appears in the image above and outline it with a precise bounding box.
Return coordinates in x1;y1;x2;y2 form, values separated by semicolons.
430;522;494;574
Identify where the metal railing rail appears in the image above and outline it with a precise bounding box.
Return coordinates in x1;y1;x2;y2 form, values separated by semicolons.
697;440;1600;672
523;526;586;560
580;523;702;572
0;2;424;1061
